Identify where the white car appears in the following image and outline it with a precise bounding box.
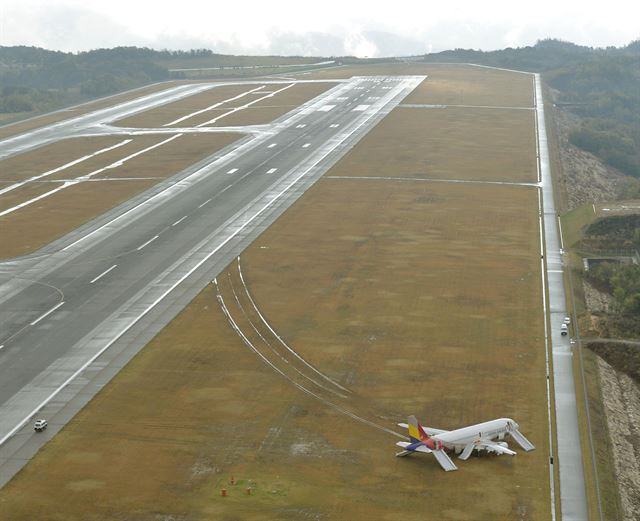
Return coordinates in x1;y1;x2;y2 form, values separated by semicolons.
560;323;568;336
34;419;47;432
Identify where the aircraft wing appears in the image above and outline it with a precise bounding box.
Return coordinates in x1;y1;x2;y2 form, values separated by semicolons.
397;423;448;436
477;441;516;456
396;441;431;453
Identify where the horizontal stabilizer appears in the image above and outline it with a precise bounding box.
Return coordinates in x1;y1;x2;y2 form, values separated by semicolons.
510;429;535;451
433;450;458;471
396;441;431;453
459;443;475;460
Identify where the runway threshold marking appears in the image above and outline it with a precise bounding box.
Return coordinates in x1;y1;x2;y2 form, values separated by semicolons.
136;235;159;251
30;301;65;326
90;264;118;284
172;216;188;226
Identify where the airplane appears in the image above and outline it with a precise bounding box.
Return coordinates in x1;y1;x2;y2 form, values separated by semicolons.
395;415;535;471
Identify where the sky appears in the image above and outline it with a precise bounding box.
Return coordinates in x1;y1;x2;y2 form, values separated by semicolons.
0;0;638;57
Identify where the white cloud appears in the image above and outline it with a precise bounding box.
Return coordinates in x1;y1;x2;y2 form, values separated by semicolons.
0;0;638;55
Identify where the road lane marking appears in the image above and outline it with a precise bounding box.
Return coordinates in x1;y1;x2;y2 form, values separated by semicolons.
226;168;238;174
317;104;335;112
90;264;118;284
266;168;278;174
198;198;212;208
302;143;311;148
172;216;188;226
30;301;65;326
136;235;159;251
353;104;370;111
267;143;277;148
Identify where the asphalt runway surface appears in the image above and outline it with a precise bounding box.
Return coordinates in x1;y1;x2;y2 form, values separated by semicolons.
0;75;423;485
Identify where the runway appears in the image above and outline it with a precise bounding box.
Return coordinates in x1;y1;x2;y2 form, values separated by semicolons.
0;75;424;485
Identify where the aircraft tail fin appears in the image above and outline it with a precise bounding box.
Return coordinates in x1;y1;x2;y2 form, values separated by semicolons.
407;415;429;443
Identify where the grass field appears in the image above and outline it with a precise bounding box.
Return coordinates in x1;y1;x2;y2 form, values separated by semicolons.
332;106;536;183
0;64;552;520
305;63;534;108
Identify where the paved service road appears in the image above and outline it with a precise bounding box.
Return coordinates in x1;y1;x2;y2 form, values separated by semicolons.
535;74;589;521
0;75;424;485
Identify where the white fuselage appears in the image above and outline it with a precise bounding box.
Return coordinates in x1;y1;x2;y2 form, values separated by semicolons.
433;418;516;450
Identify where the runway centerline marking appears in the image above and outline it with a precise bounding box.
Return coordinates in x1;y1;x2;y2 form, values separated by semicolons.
302;143;311;148
267;143;277;148
172;216;188;226
136;235;159;251
266;168;278;174
226;168;238;174
30;301;65;326
198;198;212;208
90;264;118;284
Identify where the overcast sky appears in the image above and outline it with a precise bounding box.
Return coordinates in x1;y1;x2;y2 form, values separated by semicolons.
1;0;638;57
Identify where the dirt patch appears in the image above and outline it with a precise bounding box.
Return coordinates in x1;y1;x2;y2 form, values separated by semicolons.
331;106;537;182
552;106;622;210
596;356;640;520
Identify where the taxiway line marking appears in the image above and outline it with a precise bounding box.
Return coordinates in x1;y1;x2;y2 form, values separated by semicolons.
136;235;159;251
90;264;118;284
30;301;65;326
0;75;420;448
163;85;266;126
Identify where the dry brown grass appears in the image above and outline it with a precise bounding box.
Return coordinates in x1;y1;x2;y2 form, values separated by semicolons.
308;63;534;108
0;65;551;520
333;106;537;183
0;133;241;258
